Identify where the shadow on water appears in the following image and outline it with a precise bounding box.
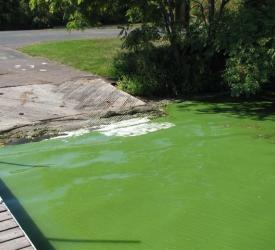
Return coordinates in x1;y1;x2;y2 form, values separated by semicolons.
0;179;142;249
0;179;55;250
178;92;275;121
48;238;141;244
0;161;51;168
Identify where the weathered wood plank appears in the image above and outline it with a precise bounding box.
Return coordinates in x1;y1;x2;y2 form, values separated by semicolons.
21;247;35;250
0;227;24;243
0;220;18;232
0;236;31;250
0;197;36;249
0;211;12;222
0;204;7;213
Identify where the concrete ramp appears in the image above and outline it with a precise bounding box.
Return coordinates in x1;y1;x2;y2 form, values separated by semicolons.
0;45;147;144
0;78;145;133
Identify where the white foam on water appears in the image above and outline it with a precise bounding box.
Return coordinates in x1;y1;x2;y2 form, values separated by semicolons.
40;69;47;72
53;129;90;139
51;118;174;140
28;65;35;69
96;117;175;137
41;62;48;65
14;65;21;69
21;68;27;71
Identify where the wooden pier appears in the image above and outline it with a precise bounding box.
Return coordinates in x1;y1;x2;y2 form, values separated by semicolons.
0;197;36;250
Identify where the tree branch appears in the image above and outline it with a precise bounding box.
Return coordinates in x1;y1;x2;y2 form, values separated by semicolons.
160;0;172;38
218;0;231;21
193;0;208;26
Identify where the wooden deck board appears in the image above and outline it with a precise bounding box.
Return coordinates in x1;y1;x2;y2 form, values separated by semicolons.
0;204;7;213
0;211;12;222
0;236;31;250
0;219;18;232
0;227;24;243
0;197;36;250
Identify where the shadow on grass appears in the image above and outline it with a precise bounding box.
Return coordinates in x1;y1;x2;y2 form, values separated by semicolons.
177;92;275;121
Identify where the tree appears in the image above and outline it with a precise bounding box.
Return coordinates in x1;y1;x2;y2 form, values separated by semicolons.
28;0;275;97
117;0;235;96
29;0;127;29
0;0;63;30
119;0;275;97
0;0;31;30
223;0;275;96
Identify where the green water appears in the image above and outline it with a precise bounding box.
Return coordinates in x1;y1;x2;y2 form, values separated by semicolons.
1;101;275;250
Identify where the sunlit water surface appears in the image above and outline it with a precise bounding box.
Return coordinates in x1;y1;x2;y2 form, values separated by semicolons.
0;101;275;250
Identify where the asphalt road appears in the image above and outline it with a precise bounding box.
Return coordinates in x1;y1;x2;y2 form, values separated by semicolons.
0;27;120;48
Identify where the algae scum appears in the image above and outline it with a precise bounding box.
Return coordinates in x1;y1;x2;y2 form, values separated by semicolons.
1;101;275;250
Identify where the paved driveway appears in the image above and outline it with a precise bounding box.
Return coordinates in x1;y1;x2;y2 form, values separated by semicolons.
0;27;120;48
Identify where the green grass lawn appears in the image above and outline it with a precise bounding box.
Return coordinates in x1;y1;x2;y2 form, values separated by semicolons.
21;38;121;78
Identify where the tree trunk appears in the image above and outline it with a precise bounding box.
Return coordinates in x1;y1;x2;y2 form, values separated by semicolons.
175;0;190;30
208;0;215;38
208;0;215;24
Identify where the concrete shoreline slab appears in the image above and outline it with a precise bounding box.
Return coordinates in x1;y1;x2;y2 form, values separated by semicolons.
0;44;148;145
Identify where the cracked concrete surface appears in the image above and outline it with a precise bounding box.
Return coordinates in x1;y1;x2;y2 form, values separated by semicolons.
0;29;149;144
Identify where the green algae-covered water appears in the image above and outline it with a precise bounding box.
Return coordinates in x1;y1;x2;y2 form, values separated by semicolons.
1;101;275;250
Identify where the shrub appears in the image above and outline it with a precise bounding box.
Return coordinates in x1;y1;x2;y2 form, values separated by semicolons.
114;36;226;97
114;0;275;98
224;39;275;97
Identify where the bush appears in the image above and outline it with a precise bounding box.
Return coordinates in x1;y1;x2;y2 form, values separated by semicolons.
222;1;275;96
224;40;275;97
114;0;275;98
114;37;226;97
114;50;162;96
